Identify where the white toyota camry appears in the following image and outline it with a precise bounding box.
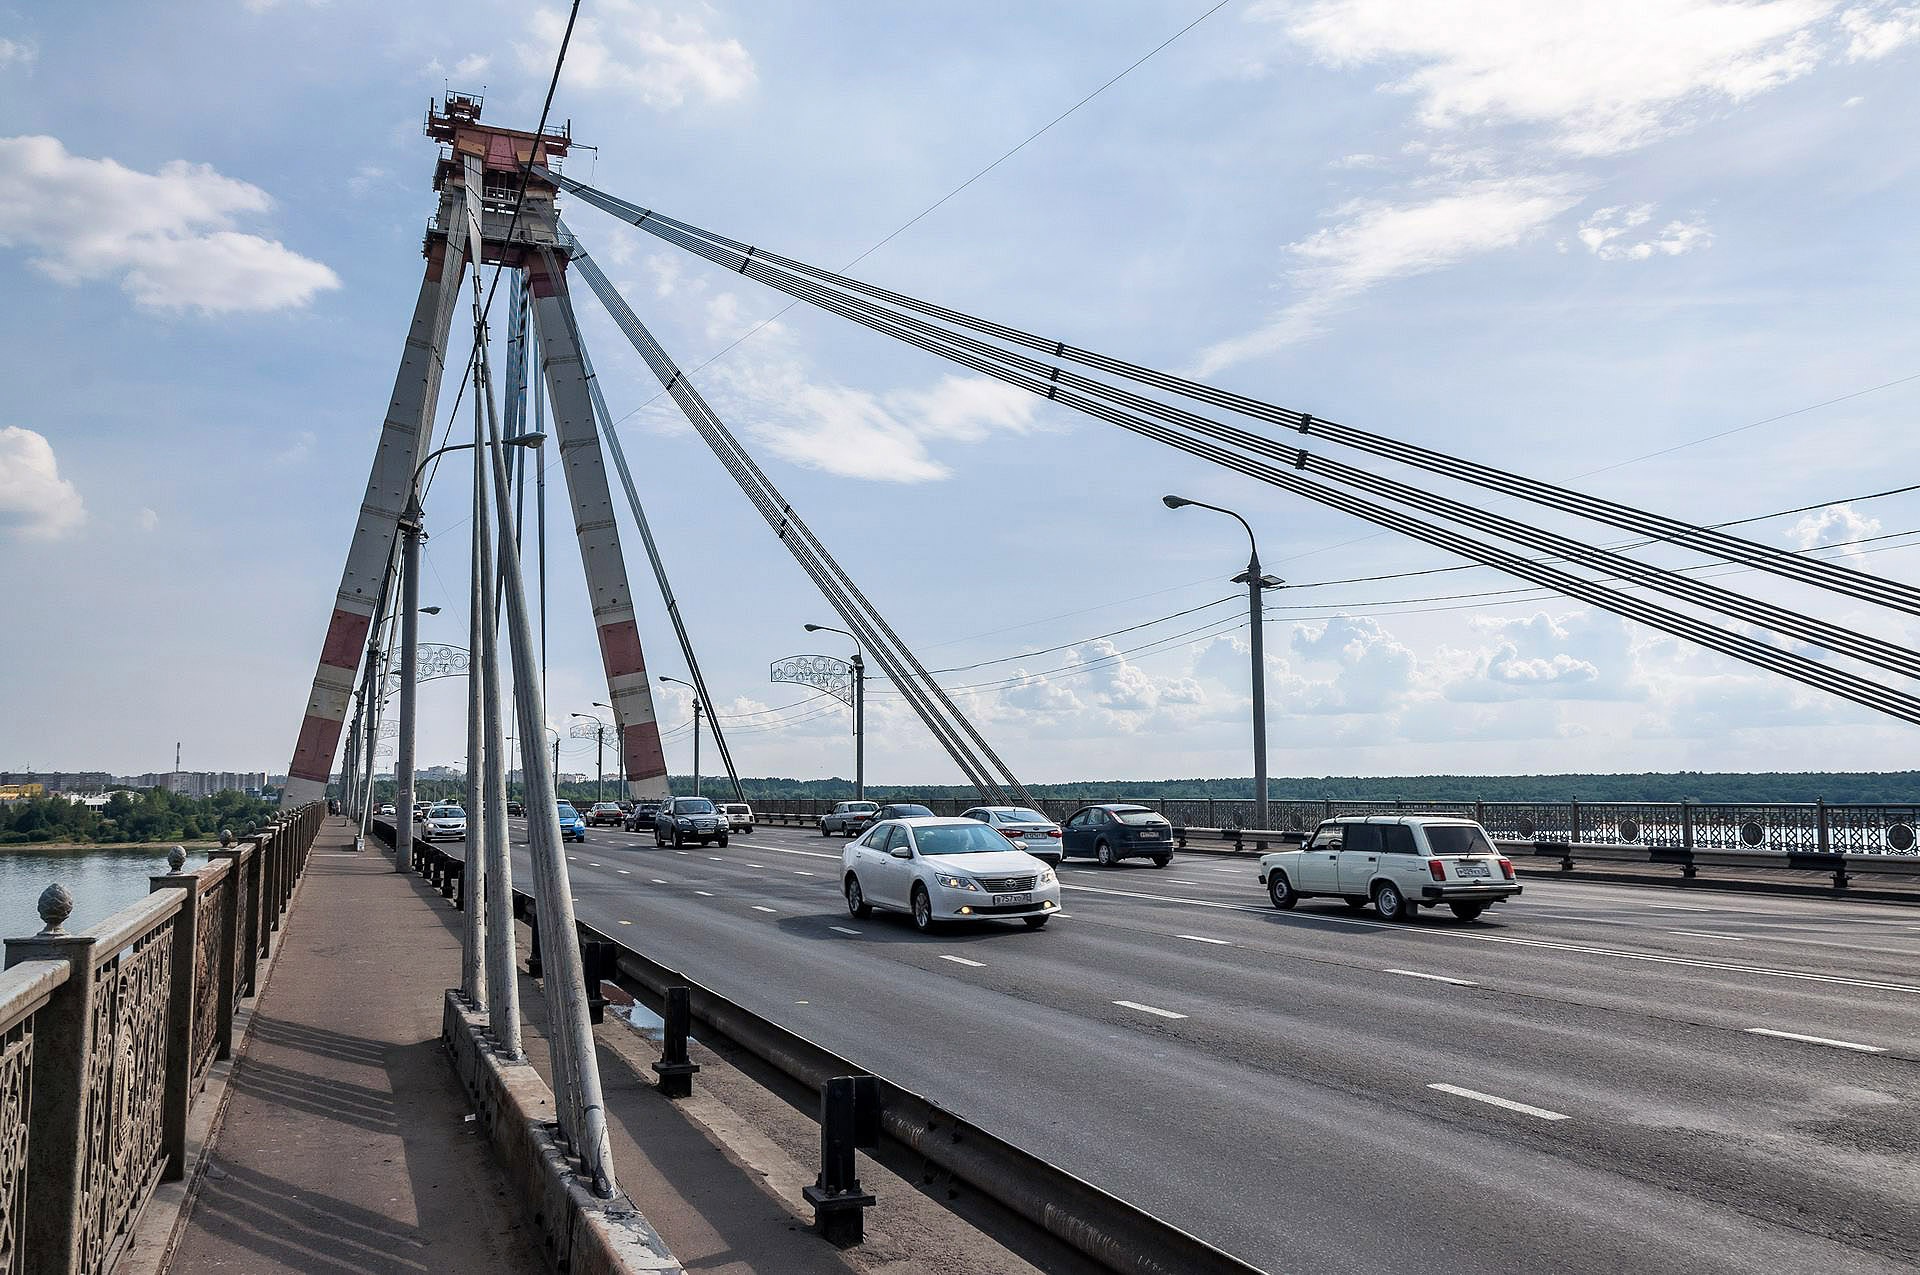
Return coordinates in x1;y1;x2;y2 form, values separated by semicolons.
842;817;1061;932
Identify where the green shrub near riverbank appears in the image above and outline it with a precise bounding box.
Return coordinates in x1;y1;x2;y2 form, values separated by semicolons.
0;789;275;846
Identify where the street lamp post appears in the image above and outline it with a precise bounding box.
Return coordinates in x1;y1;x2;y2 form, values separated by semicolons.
394;431;544;874
804;623;864;799
571;706;613;803
658;677;702;797
1163;495;1283;831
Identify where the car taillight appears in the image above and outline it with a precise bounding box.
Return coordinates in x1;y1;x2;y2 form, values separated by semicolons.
1427;858;1446;882
1001;828;1021;841
1498;857;1514;880
1047;828;1062;837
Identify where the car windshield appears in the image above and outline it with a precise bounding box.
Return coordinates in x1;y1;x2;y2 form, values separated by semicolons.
556;803;578;817
914;823;1023;856
888;804;936;818
595;803;618;810
999;808;1050;823
1113;809;1166;825
1425;825;1496;857
723;804;749;813
843;802;877;812
675;799;715;814
431;807;464;818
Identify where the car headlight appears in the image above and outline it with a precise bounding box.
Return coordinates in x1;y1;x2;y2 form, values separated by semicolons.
934;873;981;891
1036;867;1055;885
679;818;693;827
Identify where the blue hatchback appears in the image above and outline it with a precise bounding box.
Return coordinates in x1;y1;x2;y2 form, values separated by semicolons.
556;801;589;842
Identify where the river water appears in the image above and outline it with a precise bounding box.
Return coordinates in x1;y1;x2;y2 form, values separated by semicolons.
0;845;200;942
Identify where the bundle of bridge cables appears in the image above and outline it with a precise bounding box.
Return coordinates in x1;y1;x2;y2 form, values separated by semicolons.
543;169;1920;733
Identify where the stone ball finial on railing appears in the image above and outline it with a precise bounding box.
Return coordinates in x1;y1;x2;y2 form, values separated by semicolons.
220;828;234;847
38;883;74;935
168;846;188;872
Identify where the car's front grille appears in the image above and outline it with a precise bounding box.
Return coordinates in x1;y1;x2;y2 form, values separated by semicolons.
977;874;1037;892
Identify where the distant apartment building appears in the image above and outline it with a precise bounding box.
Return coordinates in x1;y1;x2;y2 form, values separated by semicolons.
0;771;113;794
115;771;269;797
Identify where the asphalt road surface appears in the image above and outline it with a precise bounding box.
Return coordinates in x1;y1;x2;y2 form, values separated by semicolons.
429;818;1920;1275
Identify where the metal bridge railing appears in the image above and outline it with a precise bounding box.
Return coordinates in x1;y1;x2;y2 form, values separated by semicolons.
0;801;323;1275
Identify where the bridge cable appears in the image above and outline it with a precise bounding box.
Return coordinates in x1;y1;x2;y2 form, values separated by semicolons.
569;211;1920;725
558;190;1920;694
555;177;1920;621
562;234;1033;802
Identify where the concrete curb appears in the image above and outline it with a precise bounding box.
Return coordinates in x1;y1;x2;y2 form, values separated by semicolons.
441;993;683;1275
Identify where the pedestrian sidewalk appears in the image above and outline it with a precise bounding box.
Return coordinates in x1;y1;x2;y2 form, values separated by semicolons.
165;819;545;1275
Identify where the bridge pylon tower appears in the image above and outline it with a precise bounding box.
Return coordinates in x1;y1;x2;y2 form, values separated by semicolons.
282;94;671;806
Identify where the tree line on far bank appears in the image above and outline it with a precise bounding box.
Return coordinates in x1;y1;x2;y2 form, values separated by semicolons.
0;789;277;846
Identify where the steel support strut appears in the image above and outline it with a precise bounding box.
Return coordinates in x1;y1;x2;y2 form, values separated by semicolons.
282;221;468;807
526;249;670;800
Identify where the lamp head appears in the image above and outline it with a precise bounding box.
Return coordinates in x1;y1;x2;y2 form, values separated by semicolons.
1162;495;1190;509
419;606;441;615
804;623;824;632
503;432;546;449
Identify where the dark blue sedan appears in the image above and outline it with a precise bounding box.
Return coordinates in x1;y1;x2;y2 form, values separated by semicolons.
1059;805;1175;867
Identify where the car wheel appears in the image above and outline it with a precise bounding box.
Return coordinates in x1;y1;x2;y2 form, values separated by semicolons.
1449;902;1487;922
845;875;872;918
1023;915;1050;929
911;885;936;932
820;824;832;837
1096;840;1115;867
1375;881;1412;923
1151;854;1172;868
673;829;684;849
717;835;729;848
1267;872;1298;910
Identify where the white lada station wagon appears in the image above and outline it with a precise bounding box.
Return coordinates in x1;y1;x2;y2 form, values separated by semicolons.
1258;815;1521;923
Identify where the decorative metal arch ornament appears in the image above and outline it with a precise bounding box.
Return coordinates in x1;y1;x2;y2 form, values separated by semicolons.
380;644;471;701
569;720;620;746
769;654;854;706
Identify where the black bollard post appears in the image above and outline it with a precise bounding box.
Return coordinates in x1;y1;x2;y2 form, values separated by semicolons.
579;937;612;1024
804;1075;878;1246
651;985;699;1098
526;910;543;978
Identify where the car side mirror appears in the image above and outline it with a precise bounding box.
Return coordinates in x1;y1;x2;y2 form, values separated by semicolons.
890;846;912;859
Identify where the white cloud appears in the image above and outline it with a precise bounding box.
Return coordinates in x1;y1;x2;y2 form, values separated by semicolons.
521;2;754;109
1576;204;1715;260
136;507;159;532
0;136;340;314
1788;501;1882;552
1841;3;1920;59
1195;176;1579;372
0;426;85;540
346;165;386;197
423;53;491;83
272;429;317;467
1262;0;1837;156
0;37;35;68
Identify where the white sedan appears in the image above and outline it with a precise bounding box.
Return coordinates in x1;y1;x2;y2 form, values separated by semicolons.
420;804;469;843
842;817;1061;932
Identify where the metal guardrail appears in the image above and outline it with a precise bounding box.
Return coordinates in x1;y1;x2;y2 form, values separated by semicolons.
750;796;1920;856
1;802;323;1275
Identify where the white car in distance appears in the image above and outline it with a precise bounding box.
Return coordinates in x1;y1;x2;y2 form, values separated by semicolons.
842;817;1061;932
719;802;755;833
1258;816;1520;923
420;803;469;843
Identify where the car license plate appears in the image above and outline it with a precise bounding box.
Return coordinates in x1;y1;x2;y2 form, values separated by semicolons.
1458;862;1490;878
1141;829;1162;839
992;892;1032;907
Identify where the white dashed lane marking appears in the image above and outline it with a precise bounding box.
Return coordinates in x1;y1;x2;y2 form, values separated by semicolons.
1744;1028;1885;1053
752;905;777;913
1113;1000;1187;1020
694;891;714;897
1177;934;1232;946
1669;930;1744;941
1386;969;1477;987
939;954;985;967
1428;1083;1567;1121
830;926;861;935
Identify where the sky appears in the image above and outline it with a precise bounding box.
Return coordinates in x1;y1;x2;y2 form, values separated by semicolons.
2;0;1919;787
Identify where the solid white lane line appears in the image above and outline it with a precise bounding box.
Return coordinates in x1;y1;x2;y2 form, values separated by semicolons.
1744;1028;1886;1053
830;926;861;935
1168;879;1208;886
694;890;714;897
752;905;777;913
763;845;842;861
1113;1000;1187;1019
1386;969;1478;987
1177;934;1233;946
939;955;985;967
1668;930;1744;941
1427;1083;1568;1121
1061;881;1920;995
1649;903;1713;912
